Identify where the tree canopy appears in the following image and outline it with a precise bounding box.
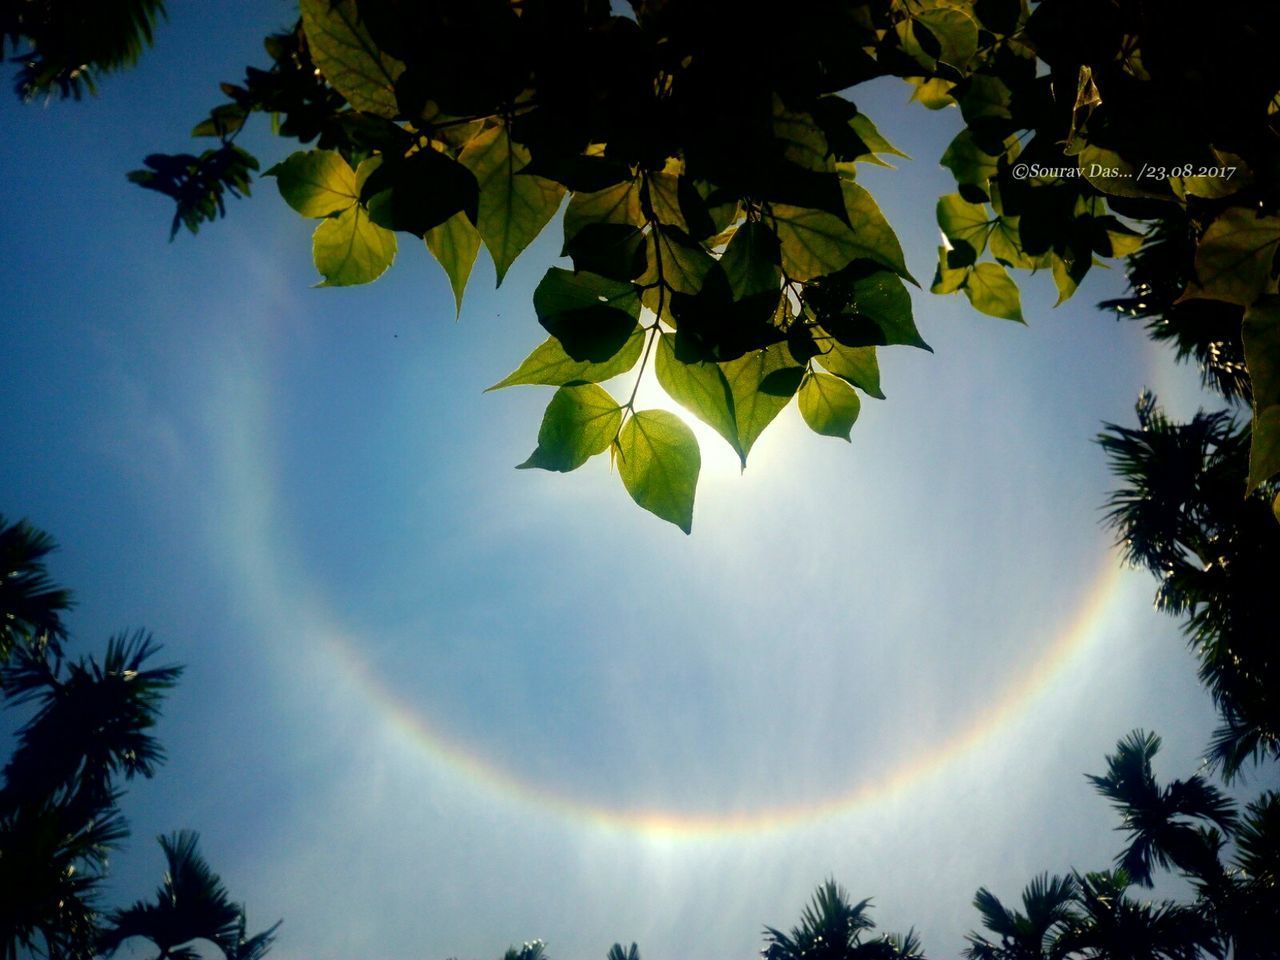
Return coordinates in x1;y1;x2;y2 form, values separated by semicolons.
22;0;1263;532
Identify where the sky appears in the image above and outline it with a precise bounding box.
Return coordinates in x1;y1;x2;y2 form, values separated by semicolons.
2;4;1273;960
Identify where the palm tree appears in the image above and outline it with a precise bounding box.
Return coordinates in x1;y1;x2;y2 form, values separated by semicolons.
2;0;169;100
1085;731;1237;888
1203;791;1280;960
99;830;278;960
503;940;550;960
0;516;274;960
0;799;127;960
763;879;925;960
963;874;1078;960
1056;870;1220;960
607;943;641;960
0;630;182;814
1098;399;1280;778
0;514;71;663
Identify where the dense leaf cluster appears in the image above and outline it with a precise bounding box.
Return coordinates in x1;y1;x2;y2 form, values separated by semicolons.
109;0;1280;530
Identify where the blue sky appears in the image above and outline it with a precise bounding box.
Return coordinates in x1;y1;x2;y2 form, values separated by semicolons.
1;5;1270;959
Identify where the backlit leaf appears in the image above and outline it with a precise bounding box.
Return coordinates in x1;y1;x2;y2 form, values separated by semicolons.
720;220;782;300
771;204;863;282
941;129;1000;193
616;410;700;533
799;371;861;440
564;178;645;245
1242;297;1280;491
300;0;404;118
655;333;740;463
964;261;1024;322
841;180;914;282
518;384;621;473
270;150;357;218
487;328;645;390
1185;209;1280;307
937;194;992;255
313;204;396;286
721;342;804;462
848;113;909;167
813;334;885;399
425;212;481;317
459;125;566;286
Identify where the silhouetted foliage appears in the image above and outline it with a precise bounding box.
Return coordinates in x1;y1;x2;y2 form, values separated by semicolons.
1099;400;1280;777
0;516;276;960
1;0;166;100
0;515;70;662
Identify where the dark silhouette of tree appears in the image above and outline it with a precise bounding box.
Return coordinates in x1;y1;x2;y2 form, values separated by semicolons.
967;731;1280;960
964;874;1078;960
763;879;924;960
99;830;279;960
0;516;276;960
0;515;71;662
1086;731;1237;888
1;0;167;100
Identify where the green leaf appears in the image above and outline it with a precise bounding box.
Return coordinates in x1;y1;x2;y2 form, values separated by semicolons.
937;194;992;255
720;220;782;300
770;182;911;284
1243;297;1280;491
655;333;741;463
313;204;397;286
564;178;645;245
957;74;1013;123
989;216;1048;269
771;204;862;282
363;147;478;237
425;212;481;317
915;6;980;68
720;342;804;462
640;225;716;296
1104;226;1145;258
534;268;641;362
931;247;970;294
487;328;645;390
517;384;621;473
844;267;928;350
964;261;1024;322
300;0;404;118
909;76;957;109
1078;146;1170;200
773;97;831;173
940;129;1001;193
459;125;566;286
646;172;690;232
812;334;885;398
848;113;909;167
799;371;861;440
616;410;701;533
841;180;914;282
1185;209;1280;307
269;150;358;218
1050;253;1082;305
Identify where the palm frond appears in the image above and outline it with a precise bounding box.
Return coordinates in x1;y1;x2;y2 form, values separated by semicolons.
100;831;243;957
1;631;182;811
0;514;71;662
